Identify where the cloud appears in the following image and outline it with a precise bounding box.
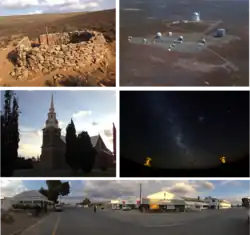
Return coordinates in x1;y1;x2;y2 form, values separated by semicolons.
81;180;214;200
103;129;112;137
72;110;92;119
19;144;41;157
28;10;43;14
0;0;115;15
92;121;98;126
219;180;243;187
1;180;28;198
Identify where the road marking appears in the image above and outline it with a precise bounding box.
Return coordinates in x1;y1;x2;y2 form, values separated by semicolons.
9;229;21;235
19;216;47;235
52;215;61;235
144;223;185;228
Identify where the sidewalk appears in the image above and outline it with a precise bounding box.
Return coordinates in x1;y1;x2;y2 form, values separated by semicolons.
1;211;49;235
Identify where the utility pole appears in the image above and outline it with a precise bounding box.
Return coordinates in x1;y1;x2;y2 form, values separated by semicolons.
139;183;142;204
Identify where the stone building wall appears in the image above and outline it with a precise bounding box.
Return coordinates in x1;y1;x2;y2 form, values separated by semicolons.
11;30;108;80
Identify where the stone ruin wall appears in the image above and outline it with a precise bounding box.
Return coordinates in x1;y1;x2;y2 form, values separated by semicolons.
11;30;108;80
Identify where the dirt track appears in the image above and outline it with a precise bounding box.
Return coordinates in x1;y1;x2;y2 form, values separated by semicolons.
0;9;116;87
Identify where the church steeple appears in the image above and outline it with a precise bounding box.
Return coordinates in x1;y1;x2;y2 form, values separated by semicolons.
45;93;59;128
50;93;55;113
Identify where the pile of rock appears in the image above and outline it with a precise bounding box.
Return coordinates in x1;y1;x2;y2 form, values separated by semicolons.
10;30;108;80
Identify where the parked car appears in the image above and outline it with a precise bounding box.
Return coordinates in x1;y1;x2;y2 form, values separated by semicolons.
122;206;131;211
54;204;63;212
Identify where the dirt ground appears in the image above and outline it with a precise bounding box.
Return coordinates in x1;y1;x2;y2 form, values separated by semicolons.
1;210;47;235
0;9;116;87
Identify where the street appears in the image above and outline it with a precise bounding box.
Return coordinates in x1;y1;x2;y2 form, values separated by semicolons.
20;207;249;235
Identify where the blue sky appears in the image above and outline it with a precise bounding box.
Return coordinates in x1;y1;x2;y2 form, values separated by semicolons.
0;0;115;16
0;90;116;157
1;180;249;204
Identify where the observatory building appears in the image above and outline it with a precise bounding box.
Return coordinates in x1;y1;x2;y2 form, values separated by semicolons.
192;12;200;22
216;28;226;37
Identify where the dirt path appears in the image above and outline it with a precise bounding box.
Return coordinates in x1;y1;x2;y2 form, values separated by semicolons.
0;47;15;85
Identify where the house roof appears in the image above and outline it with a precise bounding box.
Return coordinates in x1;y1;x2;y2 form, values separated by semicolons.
181;197;205;202
60;135;99;147
13;190;48;201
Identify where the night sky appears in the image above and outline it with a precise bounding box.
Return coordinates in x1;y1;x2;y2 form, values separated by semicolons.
120;91;249;169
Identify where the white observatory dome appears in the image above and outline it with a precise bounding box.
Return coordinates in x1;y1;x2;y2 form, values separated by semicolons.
192;12;200;21
156;32;162;38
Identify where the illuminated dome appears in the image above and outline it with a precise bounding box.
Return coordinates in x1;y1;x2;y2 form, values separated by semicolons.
156;32;162;38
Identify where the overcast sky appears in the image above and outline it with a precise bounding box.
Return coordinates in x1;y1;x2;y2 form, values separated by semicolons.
1;180;249;205
0;90;116;158
0;0;115;16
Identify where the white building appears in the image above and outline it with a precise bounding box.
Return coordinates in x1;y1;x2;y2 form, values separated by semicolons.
192;12;200;22
110;196;141;209
1;190;52;211
181;197;209;211
204;196;232;209
1;197;14;211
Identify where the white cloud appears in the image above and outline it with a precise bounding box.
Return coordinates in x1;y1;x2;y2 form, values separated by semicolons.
219;181;243;187
1;0;39;8
19;143;41;157
0;180;28;198
0;0;111;14
28;10;43;14
72;110;92;119
81;180;215;199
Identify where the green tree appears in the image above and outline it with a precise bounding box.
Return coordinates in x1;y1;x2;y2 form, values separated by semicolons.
11;96;20;165
39;187;49;198
81;198;91;206
60;182;70;196
77;131;97;173
45;181;70;203
1;91;20;176
65;119;78;171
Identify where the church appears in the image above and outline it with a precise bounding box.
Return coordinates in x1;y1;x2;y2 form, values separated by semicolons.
40;94;114;170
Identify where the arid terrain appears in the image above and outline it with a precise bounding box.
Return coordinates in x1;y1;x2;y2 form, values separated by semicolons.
120;0;249;86
0;9;115;87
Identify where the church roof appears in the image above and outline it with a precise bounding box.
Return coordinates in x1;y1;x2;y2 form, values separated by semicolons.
60;135;100;147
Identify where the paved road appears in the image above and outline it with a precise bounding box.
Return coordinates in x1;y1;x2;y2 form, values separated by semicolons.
21;207;249;235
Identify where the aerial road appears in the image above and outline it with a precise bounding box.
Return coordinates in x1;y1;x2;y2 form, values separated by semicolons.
20;207;249;235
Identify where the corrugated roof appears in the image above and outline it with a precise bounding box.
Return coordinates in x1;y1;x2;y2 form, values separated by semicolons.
13;190;48;200
181;197;205;202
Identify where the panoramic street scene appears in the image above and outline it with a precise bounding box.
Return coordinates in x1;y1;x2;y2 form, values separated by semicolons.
1;180;250;235
0;0;116;87
120;0;249;86
120;91;249;177
1;90;116;177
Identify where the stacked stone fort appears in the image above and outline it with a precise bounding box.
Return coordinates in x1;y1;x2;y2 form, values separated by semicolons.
11;30;108;80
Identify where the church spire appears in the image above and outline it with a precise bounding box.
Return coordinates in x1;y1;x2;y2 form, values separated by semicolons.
45;93;58;128
49;93;55;113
